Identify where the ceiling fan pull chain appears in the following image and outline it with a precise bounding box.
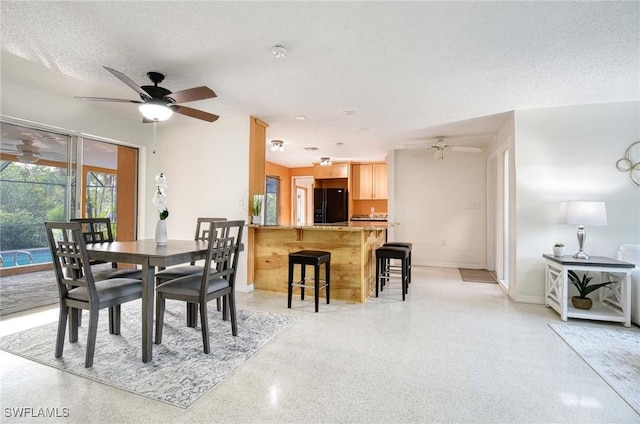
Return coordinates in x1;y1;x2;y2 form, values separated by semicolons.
153;120;157;155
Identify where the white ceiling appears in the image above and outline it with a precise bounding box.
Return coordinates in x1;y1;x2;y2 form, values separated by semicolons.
1;1;638;168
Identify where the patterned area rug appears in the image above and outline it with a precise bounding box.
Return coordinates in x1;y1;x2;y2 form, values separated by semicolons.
549;324;640;414
458;268;497;283
0;301;296;408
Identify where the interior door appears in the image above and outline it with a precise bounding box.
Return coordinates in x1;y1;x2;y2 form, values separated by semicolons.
296;186;307;225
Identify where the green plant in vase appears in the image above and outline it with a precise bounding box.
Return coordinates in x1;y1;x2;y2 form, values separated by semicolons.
251;194;263;225
568;270;614;310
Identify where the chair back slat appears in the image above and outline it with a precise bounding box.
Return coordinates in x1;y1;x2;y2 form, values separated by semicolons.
194;217;227;241
71;218;115;244
71;218;116;267
201;220;244;294
45;221;98;300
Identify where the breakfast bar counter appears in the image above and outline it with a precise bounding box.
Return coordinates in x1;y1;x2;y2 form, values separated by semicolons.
250;222;389;303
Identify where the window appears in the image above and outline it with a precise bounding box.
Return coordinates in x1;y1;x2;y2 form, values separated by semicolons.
265;176;280;225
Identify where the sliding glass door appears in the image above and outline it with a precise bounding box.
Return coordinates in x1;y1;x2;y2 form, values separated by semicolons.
0;121;138;274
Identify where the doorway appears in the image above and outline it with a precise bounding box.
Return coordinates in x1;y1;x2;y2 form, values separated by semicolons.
292;176;313;226
295;186;307;225
487;140;512;294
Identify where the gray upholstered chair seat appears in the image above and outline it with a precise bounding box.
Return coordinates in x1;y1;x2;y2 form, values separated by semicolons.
157;274;229;297
67;278;142;303
155;265;203;280
93;267;143;281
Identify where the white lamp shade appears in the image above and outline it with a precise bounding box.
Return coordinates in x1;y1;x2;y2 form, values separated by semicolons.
558;201;607;226
138;103;173;121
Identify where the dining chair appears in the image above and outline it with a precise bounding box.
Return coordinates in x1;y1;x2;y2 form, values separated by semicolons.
155;217;227;326
71;217;142;281
155;219;244;354
45;221;143;368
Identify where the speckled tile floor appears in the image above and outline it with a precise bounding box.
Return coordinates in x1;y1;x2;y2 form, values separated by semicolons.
1;266;638;423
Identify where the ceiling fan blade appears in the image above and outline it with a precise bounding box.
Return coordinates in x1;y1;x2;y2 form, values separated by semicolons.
74;96;142;103
451;146;482;153
173;105;219;122
166;86;216;104
103;66;151;101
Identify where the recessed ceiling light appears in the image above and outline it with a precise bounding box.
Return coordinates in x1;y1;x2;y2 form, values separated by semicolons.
304;147;318;151
336;142;344;146
271;45;288;58
296;115;307;120
343;110;356;116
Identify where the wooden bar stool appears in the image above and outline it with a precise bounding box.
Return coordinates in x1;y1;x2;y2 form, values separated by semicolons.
288;250;331;312
375;246;410;301
383;242;412;286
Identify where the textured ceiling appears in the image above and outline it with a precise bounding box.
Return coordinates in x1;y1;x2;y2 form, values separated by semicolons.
1;1;638;167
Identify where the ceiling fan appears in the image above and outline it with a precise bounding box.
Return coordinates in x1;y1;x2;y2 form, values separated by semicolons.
405;136;482;160
14;140;41;163
75;67;219;123
1;139;47;163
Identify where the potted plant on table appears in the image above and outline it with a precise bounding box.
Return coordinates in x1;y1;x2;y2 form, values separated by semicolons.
553;242;565;257
568;270;615;310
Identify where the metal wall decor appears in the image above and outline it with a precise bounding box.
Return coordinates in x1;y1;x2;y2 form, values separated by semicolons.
616;140;640;187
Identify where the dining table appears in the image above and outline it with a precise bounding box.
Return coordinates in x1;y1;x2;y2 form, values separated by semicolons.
85;239;208;362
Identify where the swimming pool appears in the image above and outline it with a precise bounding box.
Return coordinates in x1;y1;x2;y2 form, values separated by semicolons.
0;248;52;268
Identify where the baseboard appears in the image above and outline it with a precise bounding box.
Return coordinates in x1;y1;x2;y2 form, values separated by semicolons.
514;294;545;304
416;261;487;269
237;283;254;293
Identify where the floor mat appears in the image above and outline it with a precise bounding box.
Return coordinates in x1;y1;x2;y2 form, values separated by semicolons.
458;268;497;283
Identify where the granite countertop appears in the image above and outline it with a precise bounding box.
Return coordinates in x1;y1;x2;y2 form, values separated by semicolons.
249;221;394;231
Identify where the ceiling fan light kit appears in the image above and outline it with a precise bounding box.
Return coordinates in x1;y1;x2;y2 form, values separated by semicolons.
75;67;218;123
320;157;332;166
139;102;173;122
17;151;39;163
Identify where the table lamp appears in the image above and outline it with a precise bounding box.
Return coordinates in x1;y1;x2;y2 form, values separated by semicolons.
558;201;608;259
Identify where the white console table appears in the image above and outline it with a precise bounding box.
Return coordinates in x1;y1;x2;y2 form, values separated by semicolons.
543;254;635;327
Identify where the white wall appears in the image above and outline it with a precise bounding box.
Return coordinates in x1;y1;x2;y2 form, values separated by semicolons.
1;79;252;288
392;146;487;268
513;101;640;302
158;118;251;287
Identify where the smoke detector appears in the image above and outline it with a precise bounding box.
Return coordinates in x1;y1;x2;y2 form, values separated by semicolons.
271;45;288;58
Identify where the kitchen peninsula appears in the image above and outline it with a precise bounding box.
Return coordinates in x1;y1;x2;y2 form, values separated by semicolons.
251;222;389;303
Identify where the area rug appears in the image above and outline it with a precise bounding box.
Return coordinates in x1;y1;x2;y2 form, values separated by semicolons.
0;300;296;408
549;324;640;415
458;268;497;283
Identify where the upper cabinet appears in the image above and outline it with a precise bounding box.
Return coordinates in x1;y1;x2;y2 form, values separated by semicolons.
352;162;387;200
313;162;349;179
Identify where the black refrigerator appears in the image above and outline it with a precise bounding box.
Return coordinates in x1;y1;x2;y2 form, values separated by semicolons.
314;187;348;224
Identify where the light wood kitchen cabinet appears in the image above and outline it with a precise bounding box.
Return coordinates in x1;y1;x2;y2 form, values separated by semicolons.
313;162;349;179
352;163;387;199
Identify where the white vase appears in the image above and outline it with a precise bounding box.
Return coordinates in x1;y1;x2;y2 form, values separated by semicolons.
252;215;262;225
155;219;167;245
553;246;564;257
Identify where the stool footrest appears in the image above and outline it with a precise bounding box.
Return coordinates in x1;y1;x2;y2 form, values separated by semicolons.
291;280;328;291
